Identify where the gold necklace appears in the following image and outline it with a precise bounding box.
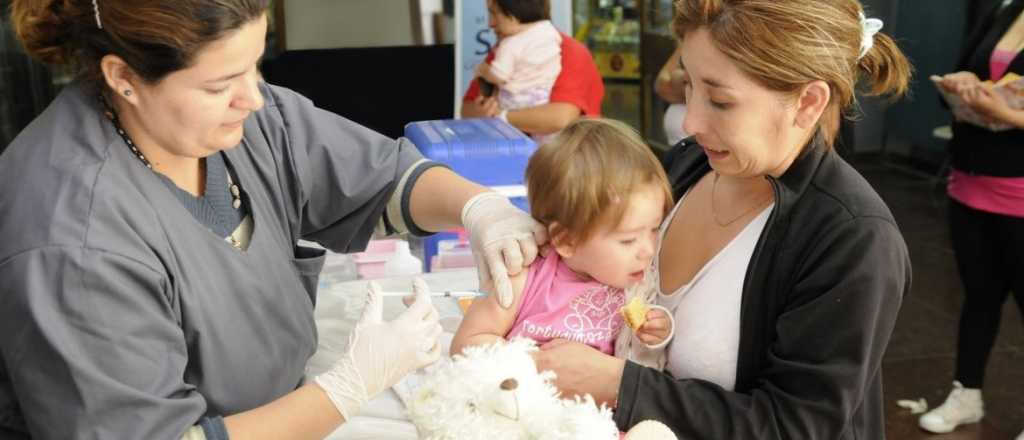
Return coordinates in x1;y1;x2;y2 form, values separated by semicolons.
710;172;771;227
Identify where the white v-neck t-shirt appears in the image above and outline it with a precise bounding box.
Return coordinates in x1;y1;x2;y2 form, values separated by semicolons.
653;192;773;391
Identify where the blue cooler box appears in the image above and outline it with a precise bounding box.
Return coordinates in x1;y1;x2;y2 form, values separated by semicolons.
404;118;537;271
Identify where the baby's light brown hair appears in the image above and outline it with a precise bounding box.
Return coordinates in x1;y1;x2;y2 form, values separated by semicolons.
526;118;673;246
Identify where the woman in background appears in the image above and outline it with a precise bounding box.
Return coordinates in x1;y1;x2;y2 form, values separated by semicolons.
925;1;1024;437
654;44;688;145
461;1;604;137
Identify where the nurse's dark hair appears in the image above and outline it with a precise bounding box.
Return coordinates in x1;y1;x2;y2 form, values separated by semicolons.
673;0;912;148
10;0;269;92
493;0;550;23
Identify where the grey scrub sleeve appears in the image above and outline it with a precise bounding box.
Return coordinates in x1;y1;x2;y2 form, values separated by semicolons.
0;248;203;439
0;81;441;439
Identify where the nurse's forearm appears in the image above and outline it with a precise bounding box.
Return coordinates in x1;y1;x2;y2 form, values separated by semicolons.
507;102;581;134
222;384;344;440
407;166;490;232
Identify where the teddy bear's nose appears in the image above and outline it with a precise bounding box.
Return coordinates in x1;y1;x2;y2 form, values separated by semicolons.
500;378;518;391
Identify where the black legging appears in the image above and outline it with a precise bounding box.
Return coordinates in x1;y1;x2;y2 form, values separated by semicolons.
949;199;1024;388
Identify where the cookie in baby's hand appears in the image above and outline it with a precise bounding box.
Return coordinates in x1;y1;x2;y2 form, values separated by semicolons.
620;296;650;331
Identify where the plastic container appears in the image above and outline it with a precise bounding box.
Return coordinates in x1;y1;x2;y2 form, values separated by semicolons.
429;236;476;272
404;118;536;187
384;240;424;276
351;239;399;279
319;252;358;287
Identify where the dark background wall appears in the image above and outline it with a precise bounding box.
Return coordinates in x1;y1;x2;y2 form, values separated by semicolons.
0;0;58;152
260;45;455;140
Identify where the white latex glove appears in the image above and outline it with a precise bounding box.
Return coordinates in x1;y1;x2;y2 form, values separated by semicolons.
315;278;442;420
461;192;548;308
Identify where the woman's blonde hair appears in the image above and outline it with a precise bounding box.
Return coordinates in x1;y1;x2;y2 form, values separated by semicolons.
526;119;672;246
673;0;912;147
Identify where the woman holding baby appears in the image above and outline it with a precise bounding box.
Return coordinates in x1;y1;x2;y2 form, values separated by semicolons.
532;0;914;438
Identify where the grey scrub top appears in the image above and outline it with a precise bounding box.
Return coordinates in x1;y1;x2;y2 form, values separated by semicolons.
0;82;428;439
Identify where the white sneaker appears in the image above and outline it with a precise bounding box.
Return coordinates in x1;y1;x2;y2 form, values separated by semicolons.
918;381;985;433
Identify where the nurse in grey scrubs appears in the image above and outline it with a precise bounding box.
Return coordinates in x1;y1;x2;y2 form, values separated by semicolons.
0;1;546;439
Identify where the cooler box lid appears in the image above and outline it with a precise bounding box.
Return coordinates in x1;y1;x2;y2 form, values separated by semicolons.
404;118;537;186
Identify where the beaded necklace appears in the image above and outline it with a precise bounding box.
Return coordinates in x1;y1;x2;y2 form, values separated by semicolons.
101;97;246;248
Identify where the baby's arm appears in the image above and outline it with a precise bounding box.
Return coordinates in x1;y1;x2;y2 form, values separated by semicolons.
483;36;526;85
621;305;675;369
615;281;675;369
449;270;528;356
476;62;507;86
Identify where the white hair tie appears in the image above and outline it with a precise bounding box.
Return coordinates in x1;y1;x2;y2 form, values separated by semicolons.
859;11;883;59
92;0;103;29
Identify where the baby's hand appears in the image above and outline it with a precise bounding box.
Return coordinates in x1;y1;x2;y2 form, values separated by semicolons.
635;307;671;346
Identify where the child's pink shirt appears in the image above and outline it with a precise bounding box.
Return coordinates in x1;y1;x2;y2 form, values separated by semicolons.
506;252;625;355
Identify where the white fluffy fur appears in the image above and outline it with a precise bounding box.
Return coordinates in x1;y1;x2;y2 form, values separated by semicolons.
407;338;677;440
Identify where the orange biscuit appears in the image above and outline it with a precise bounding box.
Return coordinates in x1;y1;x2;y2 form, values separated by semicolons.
620;296;650;331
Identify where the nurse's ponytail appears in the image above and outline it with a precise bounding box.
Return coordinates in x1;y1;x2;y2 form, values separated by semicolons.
10;0;269;93
10;0;90;67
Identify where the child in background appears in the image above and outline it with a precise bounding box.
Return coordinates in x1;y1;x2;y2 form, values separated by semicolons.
476;0;562;119
451;119;675;363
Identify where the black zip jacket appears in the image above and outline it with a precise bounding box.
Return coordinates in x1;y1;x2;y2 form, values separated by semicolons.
614;139;911;439
948;0;1024;177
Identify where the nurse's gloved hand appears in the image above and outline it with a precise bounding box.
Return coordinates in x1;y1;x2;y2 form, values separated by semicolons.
315;278;442;420
461;192;548;308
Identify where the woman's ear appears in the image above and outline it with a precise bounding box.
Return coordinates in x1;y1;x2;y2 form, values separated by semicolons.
99;54;140;106
548;223;576;259
794;80;831;129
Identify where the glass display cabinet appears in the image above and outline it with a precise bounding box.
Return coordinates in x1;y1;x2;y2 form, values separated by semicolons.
572;0;679;153
639;0;678;151
573;0;642;132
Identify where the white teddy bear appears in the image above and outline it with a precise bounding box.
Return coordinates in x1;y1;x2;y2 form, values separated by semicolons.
406;338;677;440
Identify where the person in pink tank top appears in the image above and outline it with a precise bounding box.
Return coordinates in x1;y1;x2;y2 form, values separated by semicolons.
451;119;675;362
926;2;1024;437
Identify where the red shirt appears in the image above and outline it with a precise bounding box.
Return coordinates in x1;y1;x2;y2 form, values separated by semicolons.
463;32;604;117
